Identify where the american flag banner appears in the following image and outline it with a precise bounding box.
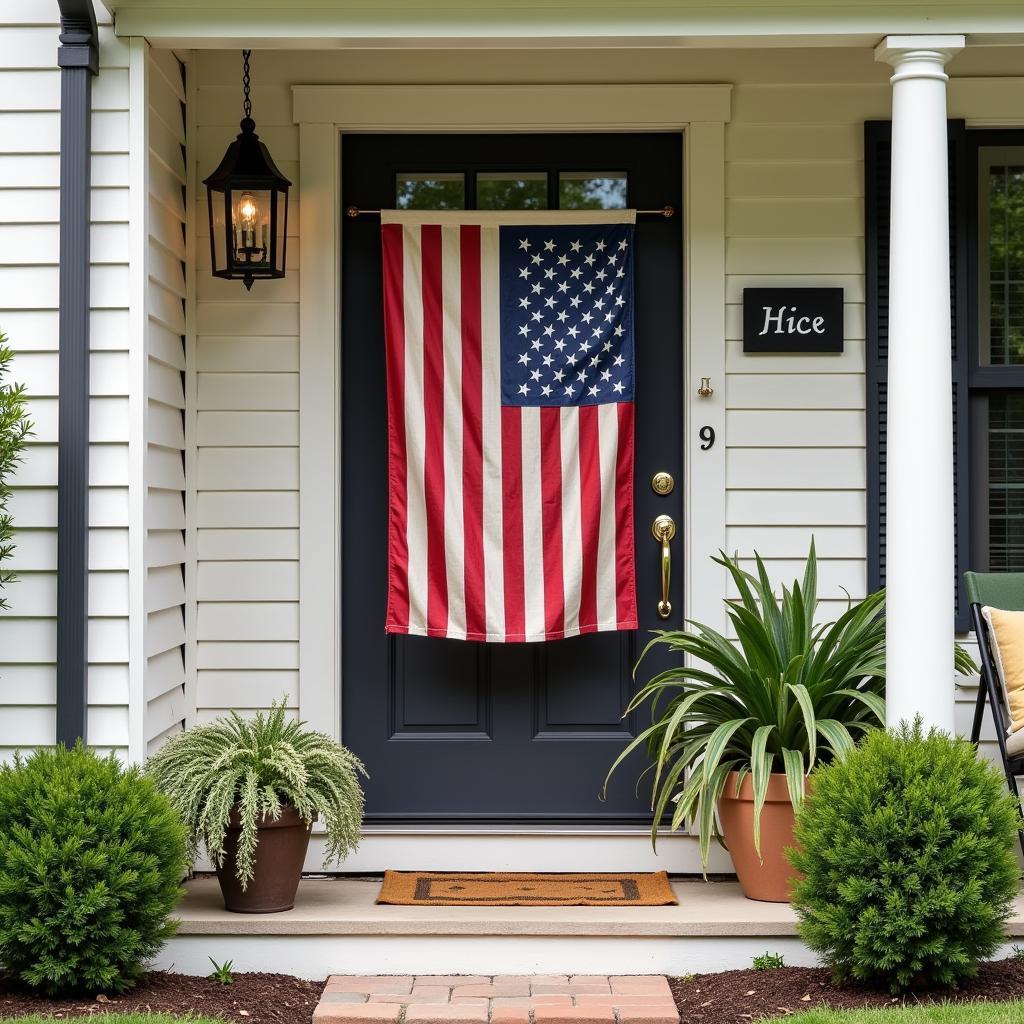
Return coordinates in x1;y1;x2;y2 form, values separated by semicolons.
381;210;637;643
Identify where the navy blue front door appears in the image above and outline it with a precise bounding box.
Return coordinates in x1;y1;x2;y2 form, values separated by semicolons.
341;133;683;824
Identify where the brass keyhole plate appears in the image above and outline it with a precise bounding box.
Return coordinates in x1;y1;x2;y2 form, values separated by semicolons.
651;471;674;496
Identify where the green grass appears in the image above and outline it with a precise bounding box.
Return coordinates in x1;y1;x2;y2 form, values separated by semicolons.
1;1016;225;1023
4;1002;1024;1024
796;1004;1024;1023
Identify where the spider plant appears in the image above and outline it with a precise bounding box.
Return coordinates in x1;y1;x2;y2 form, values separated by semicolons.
604;541;975;870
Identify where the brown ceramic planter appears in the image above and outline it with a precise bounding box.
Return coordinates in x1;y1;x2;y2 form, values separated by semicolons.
718;770;802;903
215;806;313;913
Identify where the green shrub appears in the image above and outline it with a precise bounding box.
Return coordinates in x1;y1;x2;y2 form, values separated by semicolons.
790;721;1020;993
0;745;187;995
0;334;33;611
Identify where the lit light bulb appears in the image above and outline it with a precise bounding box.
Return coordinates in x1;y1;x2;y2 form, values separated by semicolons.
234;191;265;260
238;192;259;230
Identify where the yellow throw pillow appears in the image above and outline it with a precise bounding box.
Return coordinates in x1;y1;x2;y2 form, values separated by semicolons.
982;606;1024;734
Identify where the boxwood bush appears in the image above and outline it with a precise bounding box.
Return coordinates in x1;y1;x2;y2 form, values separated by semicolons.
0;745;187;995
790;721;1020;993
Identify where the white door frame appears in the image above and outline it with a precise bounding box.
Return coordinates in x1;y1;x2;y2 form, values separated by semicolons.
292;83;730;870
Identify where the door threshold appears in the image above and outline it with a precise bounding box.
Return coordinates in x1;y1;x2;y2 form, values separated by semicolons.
360;823;671;831
313;829;733;875
357;826;666;836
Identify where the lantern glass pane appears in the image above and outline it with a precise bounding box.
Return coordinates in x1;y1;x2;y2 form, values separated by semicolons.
208;186;229;275
274;189;288;276
228;187;273;273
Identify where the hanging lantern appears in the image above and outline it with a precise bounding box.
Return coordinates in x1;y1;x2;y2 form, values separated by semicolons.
203;50;290;291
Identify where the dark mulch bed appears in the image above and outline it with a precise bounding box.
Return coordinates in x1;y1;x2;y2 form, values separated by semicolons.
670;957;1024;1022
0;971;322;1022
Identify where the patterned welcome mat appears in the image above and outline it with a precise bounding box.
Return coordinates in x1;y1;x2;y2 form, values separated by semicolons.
376;870;678;906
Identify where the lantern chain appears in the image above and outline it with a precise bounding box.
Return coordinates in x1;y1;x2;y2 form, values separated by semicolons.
241;49;252;121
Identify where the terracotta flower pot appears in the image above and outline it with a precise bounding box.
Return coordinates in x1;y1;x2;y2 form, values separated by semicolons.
718;770;802;903
215;805;313;913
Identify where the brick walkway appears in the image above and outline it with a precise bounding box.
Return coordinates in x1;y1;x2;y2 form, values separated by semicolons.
314;976;680;1024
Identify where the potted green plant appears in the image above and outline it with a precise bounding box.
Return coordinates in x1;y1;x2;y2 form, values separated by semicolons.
147;701;367;913
604;542;975;903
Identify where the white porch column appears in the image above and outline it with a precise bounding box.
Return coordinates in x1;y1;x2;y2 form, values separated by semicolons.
875;35;964;734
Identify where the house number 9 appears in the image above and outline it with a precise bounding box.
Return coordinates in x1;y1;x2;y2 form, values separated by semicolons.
699;426;715;450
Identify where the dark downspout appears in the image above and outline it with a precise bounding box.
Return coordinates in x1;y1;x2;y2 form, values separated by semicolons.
55;0;98;746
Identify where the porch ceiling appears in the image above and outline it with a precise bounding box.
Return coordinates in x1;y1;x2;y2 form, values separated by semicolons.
101;0;1024;49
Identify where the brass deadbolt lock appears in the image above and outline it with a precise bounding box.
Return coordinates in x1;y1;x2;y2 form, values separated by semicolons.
651;471;675;496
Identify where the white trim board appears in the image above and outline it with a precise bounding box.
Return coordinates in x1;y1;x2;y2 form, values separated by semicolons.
684;121;727;635
291;84;731;129
183;49;200;731
193;831;736;875
156;934;817;979
127;37;149;764
346;831;732;875
297;120;341;744
293;83;729;870
106;1;1024;49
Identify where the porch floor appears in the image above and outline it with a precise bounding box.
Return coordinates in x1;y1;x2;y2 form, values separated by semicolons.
174;876;800;937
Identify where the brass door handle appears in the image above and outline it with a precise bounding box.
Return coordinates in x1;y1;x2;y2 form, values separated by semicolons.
651;514;676;619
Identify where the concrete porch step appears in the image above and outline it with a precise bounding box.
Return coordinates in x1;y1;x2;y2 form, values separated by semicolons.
157;876;1024;980
172;876;800;937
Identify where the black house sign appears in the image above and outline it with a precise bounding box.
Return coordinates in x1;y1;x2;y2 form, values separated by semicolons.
742;287;844;353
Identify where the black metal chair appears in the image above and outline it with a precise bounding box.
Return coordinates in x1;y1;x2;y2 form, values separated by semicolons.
965;570;1024;856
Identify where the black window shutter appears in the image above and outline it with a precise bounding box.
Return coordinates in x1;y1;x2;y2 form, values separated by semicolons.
865;119;970;632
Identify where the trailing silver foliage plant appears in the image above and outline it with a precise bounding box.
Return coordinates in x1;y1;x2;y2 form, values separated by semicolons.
146;701;367;887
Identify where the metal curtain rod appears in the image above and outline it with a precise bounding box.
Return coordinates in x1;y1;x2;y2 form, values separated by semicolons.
345;205;675;219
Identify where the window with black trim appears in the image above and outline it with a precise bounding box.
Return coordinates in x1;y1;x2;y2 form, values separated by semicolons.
969;136;1024;576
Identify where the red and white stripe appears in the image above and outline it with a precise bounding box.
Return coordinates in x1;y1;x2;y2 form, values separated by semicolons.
382;210;637;643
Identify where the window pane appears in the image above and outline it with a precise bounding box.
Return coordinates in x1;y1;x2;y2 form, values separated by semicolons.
477;172;547;210
559;172;628;210
396;173;465;210
989;394;1024;572
980;152;1024;365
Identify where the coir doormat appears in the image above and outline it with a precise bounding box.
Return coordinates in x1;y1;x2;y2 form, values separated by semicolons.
376;870;678;906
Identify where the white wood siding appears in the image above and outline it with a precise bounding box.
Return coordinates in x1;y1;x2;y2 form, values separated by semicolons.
185;45;1024;762
143;45;189;753
723;89;879;624
193;53;300;724
0;1;132;760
